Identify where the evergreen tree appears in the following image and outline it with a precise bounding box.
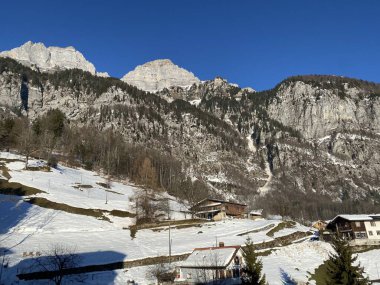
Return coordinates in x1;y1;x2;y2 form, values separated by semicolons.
241;237;266;285
324;236;370;285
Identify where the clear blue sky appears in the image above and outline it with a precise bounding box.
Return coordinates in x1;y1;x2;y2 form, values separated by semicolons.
1;0;379;90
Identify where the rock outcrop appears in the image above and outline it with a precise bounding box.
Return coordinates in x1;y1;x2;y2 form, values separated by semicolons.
121;59;200;92
0;41;108;77
267;80;380;139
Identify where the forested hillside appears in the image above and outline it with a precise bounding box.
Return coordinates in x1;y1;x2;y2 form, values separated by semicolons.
1;57;380;221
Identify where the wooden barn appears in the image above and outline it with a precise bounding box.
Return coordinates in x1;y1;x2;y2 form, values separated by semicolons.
191;198;247;221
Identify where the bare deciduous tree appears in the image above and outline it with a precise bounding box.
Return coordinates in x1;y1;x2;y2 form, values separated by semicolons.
32;244;83;285
15;119;37;169
157;198;171;220
146;262;175;284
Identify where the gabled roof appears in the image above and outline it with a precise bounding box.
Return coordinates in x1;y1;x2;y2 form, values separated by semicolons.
329;214;373;224
369;214;380;220
192;198;247;208
180;246;241;268
199;202;222;208
249;209;263;216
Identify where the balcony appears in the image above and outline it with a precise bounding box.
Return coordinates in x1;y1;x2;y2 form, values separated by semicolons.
337;225;352;232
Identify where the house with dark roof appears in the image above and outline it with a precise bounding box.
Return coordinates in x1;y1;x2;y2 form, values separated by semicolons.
191;198;247;221
175;243;244;285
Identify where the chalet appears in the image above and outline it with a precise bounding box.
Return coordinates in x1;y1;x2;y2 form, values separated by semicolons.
326;214;380;245
175;243;244;285
191;198;247;221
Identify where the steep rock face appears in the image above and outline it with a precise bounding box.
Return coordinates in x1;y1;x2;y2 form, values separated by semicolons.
121;59;200;92
0;41;108;77
0;61;265;201
268;81;380;139
1;57;379;218
190;76;380;212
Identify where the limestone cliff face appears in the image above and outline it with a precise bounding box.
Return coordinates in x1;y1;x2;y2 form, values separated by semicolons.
0;41;108;77
0;62;265;200
268;81;380;139
121;59;200;92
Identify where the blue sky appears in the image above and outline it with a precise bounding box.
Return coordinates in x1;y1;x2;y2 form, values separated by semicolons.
1;0;379;90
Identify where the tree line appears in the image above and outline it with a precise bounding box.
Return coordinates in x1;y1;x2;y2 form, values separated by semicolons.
0;109;209;208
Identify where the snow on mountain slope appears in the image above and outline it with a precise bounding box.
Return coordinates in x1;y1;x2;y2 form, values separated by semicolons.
121;59;200;92
0;152;300;283
4;157;134;214
0;198;287;283
0;41;108;77
3;152;377;285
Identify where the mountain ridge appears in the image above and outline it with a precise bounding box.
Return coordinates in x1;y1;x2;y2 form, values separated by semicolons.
121;58;201;92
0;56;379;220
0;41;109;77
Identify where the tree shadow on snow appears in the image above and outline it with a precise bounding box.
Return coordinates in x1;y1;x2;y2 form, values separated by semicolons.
0;196;126;284
280;268;297;285
0;194;34;236
15;250;127;284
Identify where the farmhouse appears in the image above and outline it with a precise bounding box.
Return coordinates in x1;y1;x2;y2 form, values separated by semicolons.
191;198;247;221
175;243;244;285
326;214;380;245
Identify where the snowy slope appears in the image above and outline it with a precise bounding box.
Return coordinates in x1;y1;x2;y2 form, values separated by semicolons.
2;152;378;285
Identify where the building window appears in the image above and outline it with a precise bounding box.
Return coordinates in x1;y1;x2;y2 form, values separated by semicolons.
369;231;373;236
355;232;367;239
377;231;380;236
355;222;361;227
370;221;376;227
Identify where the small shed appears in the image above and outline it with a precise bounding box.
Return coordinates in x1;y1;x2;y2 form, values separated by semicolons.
248;209;263;220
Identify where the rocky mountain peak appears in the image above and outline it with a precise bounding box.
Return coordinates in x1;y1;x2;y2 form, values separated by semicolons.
121;59;200;92
0;41;108;77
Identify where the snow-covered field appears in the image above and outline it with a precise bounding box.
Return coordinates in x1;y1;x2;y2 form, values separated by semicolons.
1;152;379;284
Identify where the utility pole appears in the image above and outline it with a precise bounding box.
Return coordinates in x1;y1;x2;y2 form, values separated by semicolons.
169;220;172;264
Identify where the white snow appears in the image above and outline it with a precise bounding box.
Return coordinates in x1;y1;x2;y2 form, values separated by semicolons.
181;246;239;267
357;249;380;281
189;99;201;106
258;161;273;195
261;241;332;285
330;214;374;222
246;134;256;152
